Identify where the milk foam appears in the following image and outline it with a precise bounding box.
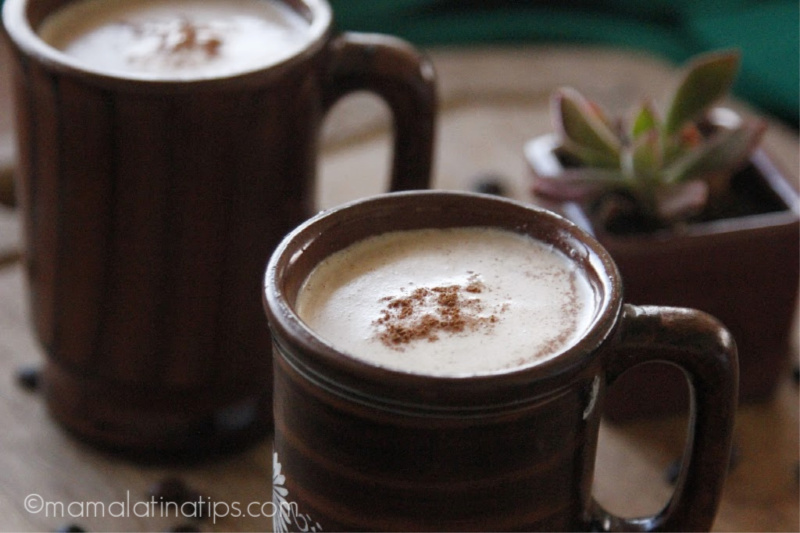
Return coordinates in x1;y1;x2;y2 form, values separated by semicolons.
38;0;311;79
296;227;597;377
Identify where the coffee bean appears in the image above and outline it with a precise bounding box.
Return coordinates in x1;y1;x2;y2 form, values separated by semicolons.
55;525;86;533
470;174;507;196
148;477;191;504
148;478;213;522
167;525;201;533
16;365;40;392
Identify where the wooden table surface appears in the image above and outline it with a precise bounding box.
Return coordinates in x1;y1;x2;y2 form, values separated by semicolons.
0;44;798;532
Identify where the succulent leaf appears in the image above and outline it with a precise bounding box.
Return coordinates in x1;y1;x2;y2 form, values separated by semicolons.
630;102;659;140
629;129;662;182
663;50;740;136
663;119;766;184
531;166;625;201
539;49;764;230
560;140;619;169
552;87;621;166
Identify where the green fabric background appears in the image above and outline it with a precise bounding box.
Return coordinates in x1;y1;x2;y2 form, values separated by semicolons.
329;0;799;128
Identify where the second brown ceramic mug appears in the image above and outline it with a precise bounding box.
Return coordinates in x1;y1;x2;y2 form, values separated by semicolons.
1;0;435;459
264;191;738;531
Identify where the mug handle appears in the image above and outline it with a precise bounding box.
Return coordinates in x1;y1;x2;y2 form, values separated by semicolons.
321;32;436;192
592;304;738;532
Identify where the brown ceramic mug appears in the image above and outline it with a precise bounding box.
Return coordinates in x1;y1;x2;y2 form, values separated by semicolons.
264;190;738;532
1;0;435;459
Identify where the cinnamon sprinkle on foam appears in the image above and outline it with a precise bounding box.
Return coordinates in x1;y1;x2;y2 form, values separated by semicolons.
373;276;504;349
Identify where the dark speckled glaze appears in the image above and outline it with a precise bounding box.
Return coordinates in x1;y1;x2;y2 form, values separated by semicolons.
264;191;738;532
1;0;435;459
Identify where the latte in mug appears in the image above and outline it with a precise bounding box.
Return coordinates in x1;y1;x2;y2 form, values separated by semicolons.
296;227;598;376
38;0;312;79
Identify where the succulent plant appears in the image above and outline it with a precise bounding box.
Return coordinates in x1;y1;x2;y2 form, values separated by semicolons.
534;49;767;230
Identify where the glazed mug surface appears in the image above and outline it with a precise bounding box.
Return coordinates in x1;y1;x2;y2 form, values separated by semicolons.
1;0;435;459
264;190;738;531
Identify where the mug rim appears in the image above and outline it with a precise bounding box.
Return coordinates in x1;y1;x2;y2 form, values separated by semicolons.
264;190;624;412
1;0;332;87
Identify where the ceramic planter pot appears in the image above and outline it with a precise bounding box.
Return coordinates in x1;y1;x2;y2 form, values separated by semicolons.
525;119;799;421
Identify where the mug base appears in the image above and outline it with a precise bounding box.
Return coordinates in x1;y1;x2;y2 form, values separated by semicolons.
41;361;272;464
